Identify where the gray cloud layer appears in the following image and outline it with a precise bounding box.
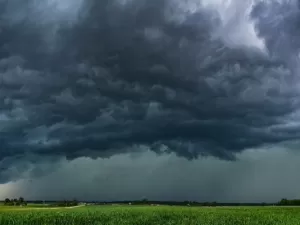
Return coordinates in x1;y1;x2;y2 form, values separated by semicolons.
1;0;300;183
2;147;300;203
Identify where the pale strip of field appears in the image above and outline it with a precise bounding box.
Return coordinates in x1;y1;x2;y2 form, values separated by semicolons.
5;204;86;211
31;205;85;210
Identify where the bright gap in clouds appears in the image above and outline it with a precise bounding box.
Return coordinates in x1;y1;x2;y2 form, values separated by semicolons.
31;0;85;23
44;0;84;12
165;0;266;52
202;0;266;51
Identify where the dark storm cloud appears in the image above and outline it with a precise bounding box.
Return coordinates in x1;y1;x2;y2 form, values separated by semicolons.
1;0;300;182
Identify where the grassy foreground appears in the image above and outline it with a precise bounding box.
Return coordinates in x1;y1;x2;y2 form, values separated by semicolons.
0;205;300;225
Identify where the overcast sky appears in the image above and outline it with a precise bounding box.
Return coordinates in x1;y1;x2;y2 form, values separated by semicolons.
1;0;300;202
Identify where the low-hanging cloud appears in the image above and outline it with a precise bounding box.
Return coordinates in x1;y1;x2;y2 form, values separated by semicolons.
1;0;300;183
2;146;300;203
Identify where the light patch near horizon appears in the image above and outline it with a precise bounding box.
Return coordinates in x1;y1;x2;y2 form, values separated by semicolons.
4;146;300;203
0;182;21;200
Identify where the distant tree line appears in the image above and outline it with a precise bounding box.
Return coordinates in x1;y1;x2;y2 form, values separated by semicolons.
4;197;27;206
278;198;300;206
5;197;299;207
53;199;78;207
3;197;78;207
95;199;271;207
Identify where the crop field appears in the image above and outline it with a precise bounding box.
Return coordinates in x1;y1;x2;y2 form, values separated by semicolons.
0;205;300;225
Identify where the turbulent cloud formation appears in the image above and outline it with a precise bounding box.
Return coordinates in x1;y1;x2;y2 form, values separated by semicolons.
1;0;300;183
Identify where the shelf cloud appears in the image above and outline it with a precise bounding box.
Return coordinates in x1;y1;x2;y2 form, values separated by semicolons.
1;0;300;201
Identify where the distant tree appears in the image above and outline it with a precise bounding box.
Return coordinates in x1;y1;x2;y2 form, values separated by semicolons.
211;202;217;207
142;198;148;204
278;198;288;205
18;197;24;204
72;199;78;206
13;198;18;206
277;198;300;206
4;198;11;205
17;197;27;206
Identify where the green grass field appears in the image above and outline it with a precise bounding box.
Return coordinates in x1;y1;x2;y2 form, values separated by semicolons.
0;205;300;225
